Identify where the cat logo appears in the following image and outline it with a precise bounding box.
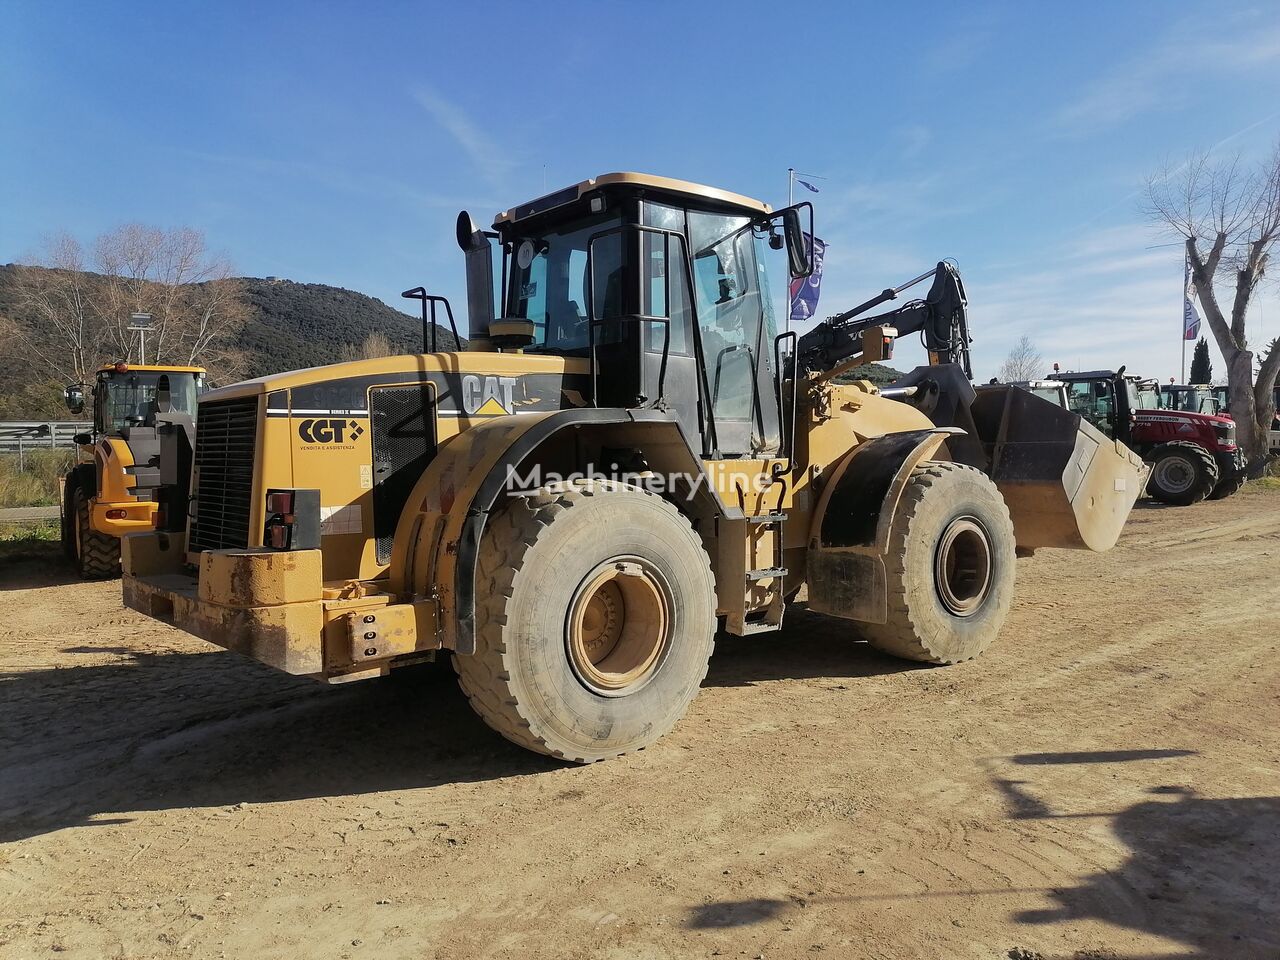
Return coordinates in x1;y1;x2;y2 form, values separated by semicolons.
298;418;365;444
461;374;517;416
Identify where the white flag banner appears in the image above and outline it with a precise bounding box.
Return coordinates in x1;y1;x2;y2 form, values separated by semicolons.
1184;253;1201;341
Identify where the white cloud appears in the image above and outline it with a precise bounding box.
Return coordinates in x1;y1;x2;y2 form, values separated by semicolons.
968;222;1280;382
1051;18;1280;137
412;87;514;188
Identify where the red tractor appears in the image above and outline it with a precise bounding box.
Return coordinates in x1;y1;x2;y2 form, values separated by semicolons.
1050;369;1245;505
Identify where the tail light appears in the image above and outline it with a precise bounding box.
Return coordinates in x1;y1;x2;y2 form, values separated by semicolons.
266;491;295;515
263;488;322;551
105;508;127;520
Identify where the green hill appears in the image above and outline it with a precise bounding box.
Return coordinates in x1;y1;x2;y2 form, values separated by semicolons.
0;266;465;417
237;277;464;379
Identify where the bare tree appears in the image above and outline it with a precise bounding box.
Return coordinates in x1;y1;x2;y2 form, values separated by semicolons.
996;335;1044;383
7;234;108;385
93;224;247;369
4;224;248;389
1146;142;1280;473
339;330;395;363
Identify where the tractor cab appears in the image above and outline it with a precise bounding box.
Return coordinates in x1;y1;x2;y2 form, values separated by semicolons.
1050;369;1139;443
1161;383;1220;416
1133;378;1162;410
456;173;814;458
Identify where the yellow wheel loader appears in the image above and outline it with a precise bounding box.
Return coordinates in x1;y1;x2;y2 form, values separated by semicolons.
122;173;1146;762
61;363;203;578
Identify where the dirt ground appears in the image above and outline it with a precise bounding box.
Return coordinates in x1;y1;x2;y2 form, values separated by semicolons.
1;489;1277;960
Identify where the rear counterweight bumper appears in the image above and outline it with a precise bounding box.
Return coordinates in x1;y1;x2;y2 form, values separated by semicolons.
122;531;441;679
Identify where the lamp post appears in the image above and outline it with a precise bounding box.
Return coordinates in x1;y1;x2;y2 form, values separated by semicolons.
128;312;153;365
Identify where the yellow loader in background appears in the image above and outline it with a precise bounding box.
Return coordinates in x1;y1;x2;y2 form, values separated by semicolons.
61;363;203;578
122;173;1145;761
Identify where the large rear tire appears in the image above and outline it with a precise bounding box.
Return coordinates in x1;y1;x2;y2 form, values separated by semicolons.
1145;442;1218;506
453;480;716;763
74;486;121;580
858;462;1016;665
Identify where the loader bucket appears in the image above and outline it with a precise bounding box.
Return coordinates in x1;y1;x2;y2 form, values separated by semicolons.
967;386;1147;551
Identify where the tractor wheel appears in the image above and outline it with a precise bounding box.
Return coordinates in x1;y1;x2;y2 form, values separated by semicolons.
858;462;1016;665
1207;475;1245;501
1145;442;1219;506
453;480;716;763
73;486;121;580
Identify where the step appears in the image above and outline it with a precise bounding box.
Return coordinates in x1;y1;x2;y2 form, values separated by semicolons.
746;567;788;581
748;513;787;524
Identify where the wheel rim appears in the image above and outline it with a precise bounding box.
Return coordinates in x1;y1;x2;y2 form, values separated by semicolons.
934;517;993;617
566;558;671;697
1152;456;1195;495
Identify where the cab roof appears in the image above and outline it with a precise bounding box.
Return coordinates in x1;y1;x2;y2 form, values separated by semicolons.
96;363;205;374
494;172;772;226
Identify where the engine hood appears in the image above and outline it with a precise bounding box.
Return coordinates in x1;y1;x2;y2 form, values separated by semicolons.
1136;409;1231;427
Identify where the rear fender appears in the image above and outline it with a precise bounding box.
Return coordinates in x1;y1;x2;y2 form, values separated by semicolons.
806;428;956;624
390;409;728;654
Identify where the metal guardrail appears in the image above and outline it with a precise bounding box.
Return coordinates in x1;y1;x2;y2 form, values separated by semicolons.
0;506;60;523
0;421;87;454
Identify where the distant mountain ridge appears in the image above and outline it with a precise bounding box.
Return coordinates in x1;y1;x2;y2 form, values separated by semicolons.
0;266;465;417
235;277;464;379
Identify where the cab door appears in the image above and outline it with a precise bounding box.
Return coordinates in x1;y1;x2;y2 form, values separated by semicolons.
686;209;781;458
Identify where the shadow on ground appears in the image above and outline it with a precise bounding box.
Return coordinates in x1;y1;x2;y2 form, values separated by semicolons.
991;751;1280;959
0;539;81;590
0;605;909;842
683;757;1280;958
704;603;923;687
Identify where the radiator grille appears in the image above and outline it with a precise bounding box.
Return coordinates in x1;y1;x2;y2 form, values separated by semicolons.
189;396;259;552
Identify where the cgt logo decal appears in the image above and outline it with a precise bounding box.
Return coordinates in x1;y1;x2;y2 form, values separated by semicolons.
298;418;365;444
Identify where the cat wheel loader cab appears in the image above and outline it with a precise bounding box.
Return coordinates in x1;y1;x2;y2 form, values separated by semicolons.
1050;369;1245;505
122;172;1146;764
60;363;203;578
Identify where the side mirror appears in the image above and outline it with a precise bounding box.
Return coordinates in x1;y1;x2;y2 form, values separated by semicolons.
778;203;815;279
63;384;85;415
73;432;92;446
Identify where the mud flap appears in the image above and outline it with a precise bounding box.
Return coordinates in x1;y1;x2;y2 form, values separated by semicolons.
968;386;1147;551
806;428;955;624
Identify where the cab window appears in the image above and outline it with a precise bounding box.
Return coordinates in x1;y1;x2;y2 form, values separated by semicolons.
509;212;621;355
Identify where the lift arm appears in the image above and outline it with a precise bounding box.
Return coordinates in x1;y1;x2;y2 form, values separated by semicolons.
794;261;973;379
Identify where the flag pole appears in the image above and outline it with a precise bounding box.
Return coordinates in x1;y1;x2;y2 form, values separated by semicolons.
788;167;794;207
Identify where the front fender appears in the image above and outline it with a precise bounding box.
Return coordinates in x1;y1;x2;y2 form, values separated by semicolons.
805;428;957;624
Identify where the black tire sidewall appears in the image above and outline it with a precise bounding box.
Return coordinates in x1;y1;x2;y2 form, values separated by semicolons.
498;491;715;757
1147;447;1212;506
897;468;1016;659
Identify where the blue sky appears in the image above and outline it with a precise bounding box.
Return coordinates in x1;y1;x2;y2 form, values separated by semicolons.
4;0;1280;381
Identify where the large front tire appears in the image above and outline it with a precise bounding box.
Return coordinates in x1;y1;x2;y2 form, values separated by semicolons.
858;462;1016;665
1145;442;1218;506
453;481;716;763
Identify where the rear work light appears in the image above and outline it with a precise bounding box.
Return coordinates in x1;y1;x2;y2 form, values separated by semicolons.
262;488;322;551
105;508;127;520
265;491;295;515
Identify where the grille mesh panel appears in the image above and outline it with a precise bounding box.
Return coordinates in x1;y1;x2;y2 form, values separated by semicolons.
371;385;436;564
189;396;259;552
